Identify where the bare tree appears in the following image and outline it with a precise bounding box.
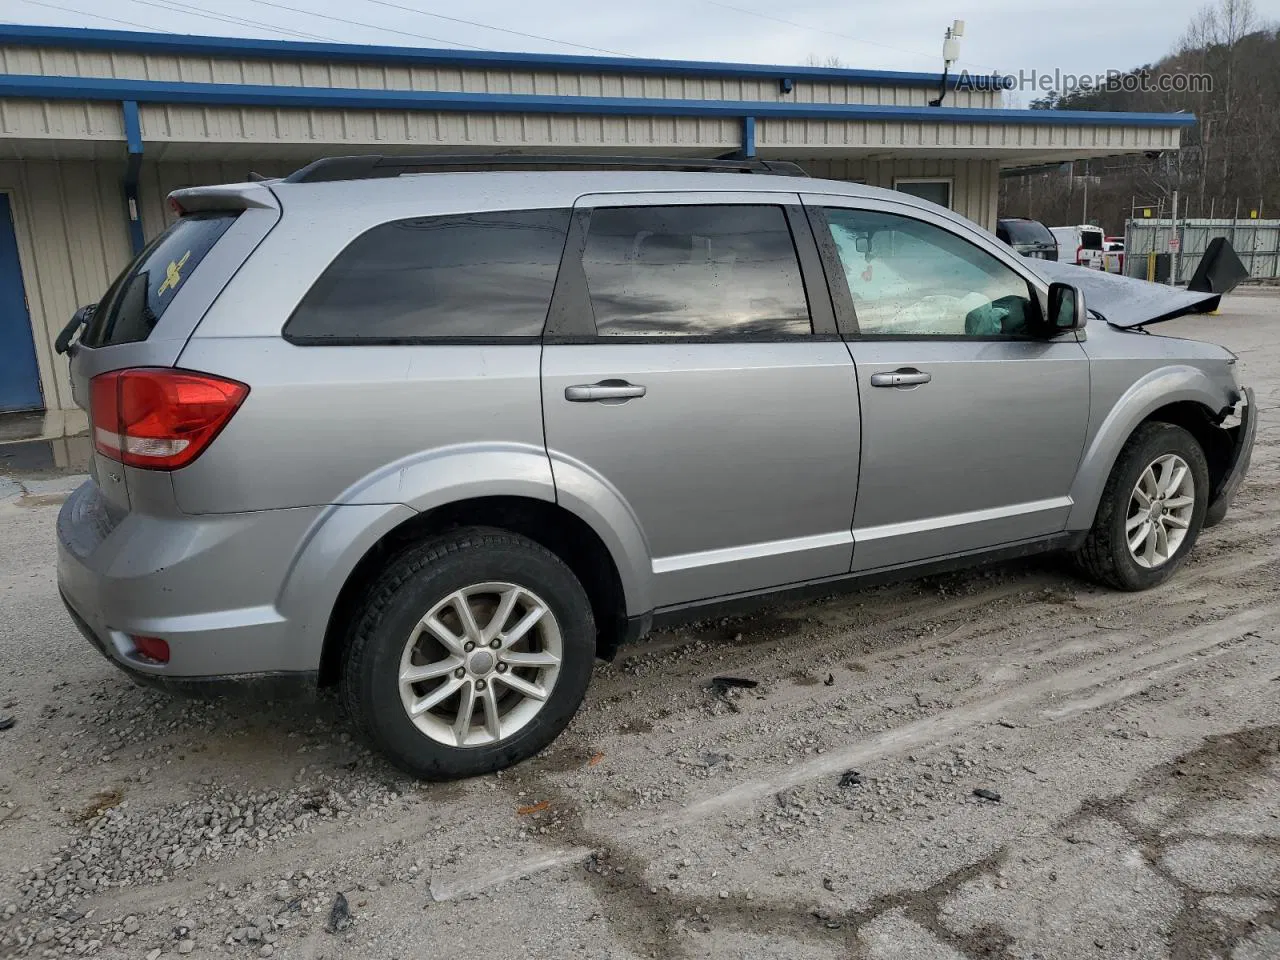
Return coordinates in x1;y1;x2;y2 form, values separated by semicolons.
1006;0;1278;232
1182;0;1259;199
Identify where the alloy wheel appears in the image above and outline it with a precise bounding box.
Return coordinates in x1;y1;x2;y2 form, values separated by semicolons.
397;582;562;747
1126;454;1196;569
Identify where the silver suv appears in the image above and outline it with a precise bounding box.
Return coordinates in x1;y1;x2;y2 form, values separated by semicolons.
55;156;1256;780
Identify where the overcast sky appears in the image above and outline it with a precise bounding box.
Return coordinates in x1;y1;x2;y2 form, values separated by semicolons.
2;0;1277;99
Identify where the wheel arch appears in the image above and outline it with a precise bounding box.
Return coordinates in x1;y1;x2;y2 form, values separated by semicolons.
317;495;634;687
1139;401;1235;499
1067;365;1234;531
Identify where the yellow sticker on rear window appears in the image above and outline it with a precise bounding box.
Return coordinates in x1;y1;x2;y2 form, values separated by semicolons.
158;250;191;296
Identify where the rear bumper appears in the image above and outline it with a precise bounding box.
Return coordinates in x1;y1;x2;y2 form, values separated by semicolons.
56;480;327;684
1205;386;1257;527
60;591;317;699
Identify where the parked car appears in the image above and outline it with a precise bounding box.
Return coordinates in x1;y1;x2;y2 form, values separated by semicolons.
996;217;1058;260
54;156;1256;780
1051;224;1107;269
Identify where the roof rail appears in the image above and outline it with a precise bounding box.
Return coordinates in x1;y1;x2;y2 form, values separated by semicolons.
282;154;809;184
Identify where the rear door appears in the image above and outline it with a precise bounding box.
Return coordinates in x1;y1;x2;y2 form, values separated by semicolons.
804;195;1090;571
541;192;861;609
1078;227;1106;270
66;186;280;511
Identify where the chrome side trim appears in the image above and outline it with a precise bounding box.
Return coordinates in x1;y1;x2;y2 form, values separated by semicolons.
652;530;853;574
854;497;1072;542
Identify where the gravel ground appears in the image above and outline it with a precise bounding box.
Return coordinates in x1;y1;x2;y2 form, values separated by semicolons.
1;291;1277;960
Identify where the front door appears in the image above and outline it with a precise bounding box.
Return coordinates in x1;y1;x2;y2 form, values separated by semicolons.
541;195;861;609
0;194;43;413
807;198;1091;571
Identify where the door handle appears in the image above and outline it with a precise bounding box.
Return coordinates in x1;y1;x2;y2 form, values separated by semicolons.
870;369;932;388
565;380;647;402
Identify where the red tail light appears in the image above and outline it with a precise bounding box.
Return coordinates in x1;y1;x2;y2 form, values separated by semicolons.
90;368;248;470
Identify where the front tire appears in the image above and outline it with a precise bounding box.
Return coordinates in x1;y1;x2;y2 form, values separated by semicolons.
340;528;595;780
1072;422;1209;591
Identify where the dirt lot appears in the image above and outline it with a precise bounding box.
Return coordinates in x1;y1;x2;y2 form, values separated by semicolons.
1;291;1277;960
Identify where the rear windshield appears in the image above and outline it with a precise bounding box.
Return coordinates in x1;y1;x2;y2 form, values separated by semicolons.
1001;220;1055;245
81;212;238;348
1080;229;1104;250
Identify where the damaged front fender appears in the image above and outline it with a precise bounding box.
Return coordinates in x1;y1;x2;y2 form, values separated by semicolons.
1066;367;1244;531
1204;386;1257;528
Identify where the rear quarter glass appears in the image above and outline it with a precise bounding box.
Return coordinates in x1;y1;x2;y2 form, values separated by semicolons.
82;212;239;348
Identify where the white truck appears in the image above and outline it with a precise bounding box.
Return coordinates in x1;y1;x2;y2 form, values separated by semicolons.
1050;224;1107;270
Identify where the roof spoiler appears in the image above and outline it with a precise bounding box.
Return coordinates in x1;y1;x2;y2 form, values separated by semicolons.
167;181;280;214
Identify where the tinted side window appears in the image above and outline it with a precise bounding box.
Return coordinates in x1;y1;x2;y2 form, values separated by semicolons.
581;205;811;337
825;208;1039;337
286;208;571;341
83;212;238;348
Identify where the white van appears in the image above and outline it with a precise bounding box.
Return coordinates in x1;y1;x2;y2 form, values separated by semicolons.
1050;225;1106;269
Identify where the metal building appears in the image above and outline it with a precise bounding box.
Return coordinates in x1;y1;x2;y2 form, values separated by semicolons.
0;24;1195;435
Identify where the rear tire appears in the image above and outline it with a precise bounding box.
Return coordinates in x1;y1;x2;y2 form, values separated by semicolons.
340;527;595;780
1072;422;1209;591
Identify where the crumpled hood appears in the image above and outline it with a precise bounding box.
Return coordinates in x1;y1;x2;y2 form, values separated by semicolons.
1030;259;1222;328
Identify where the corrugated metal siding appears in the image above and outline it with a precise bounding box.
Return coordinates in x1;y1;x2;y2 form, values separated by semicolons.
0;44;999;109
138;104;743;153
0;97;123;143
4;95;1083;156
800;158;1000;229
760;118;1180;154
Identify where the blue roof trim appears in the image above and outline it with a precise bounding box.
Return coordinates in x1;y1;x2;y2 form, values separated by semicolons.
0;23;997;90
0;74;1199;128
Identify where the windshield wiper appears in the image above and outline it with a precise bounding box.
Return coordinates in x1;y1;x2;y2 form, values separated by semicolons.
55;303;96;355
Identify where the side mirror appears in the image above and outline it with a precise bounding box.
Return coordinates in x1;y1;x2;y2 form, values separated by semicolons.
1047;282;1086;331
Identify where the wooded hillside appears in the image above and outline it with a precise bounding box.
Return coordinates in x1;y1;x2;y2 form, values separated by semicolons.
999;0;1279;234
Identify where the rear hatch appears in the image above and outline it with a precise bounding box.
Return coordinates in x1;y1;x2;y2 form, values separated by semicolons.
1001;219;1058;259
61;183;281;512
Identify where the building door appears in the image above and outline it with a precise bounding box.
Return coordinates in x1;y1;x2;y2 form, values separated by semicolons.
0;194;43;412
